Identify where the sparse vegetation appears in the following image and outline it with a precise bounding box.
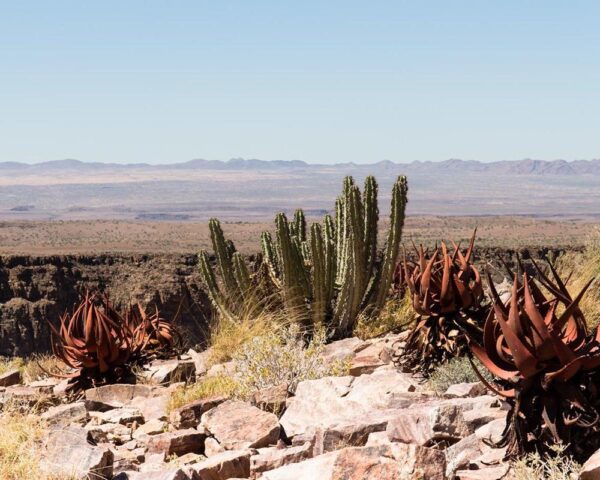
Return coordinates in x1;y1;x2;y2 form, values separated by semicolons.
512;444;581;480
354;292;415;340
426;356;492;394
557;228;600;327
0;413;76;480
170;324;349;412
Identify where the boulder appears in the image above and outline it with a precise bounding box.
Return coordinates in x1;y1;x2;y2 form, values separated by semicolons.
41;427;113;479
41;401;88;426
146;429;207;456
0;368;22;387
250;442;312;475
280;373;422;449
252;383;289;414
96;406;145;425
204;437;225;457
348;343;387;376
259;444;445;480
133;419;168;439
444;382;487;398
202;400;280;450
187;449;252;480
581;448;600;480
386;404;469;446
142;359;196;386
170;395;229;429
321;337;369;363
130;393;170;421
85;384;156;411
445;434;484;477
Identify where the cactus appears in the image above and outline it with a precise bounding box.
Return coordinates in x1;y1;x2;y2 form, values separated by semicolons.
198;218;254;319
262;175;408;337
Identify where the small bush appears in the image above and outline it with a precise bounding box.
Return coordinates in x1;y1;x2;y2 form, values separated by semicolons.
427;356;492;394
232;325;349;396
169;325;349;411
512;444;580;480
354;292;415;340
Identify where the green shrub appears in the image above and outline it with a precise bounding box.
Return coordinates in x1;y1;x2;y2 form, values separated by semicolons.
426;356;492;394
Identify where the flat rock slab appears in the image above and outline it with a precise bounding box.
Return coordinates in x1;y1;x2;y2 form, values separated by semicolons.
85;384;157;411
202;400;280;450
280;373;423;450
0;368;22;387
251;442;312;475
41;401;88;426
259;444;445;480
146;428;207;456
187;449;252;480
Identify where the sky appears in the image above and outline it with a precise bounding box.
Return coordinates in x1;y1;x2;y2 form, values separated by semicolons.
1;1;599;165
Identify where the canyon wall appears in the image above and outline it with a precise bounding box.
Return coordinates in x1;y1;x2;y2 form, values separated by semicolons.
0;254;212;356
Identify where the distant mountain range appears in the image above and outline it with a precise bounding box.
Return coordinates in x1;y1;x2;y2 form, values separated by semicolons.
2;157;600;220
2;157;600;175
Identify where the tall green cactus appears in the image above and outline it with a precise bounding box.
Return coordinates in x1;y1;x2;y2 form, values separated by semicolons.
261;175;408;337
198;218;253;318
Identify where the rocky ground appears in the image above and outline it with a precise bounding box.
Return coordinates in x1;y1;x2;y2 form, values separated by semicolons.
3;332;600;479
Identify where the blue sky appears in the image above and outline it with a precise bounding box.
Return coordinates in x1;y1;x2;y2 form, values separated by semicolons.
1;1;599;165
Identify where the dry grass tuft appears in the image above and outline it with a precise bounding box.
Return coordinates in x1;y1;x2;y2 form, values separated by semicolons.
167;374;238;412
21;354;65;383
0;413;75;479
557;228;600;328
354;291;415;340
207;292;291;367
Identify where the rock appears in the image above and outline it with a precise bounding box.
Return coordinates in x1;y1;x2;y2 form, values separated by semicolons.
41;401;88;426
386;404;469;446
463;407;506;431
146;429;207;456
259;444;445;480
187;449;252;479
250;442;312;476
0;368;22;387
444;382;487;398
580;448;600;479
133;419;167;439
113;446;145;471
475;418;506;444
130;393;170;421
85;384;156;411
41;427;114;479
349;344;387;376
175;452;204;465
455;465;510;479
321;337;369;363
252;383;289;414
280;373;422;450
142;359;196;385
365;431;391;447
170;396;229;429
97;406;145;425
204;437;225;457
202;400;280;450
445;434;484;478
121;469;191;480
187;348;212;377
86;422;132;445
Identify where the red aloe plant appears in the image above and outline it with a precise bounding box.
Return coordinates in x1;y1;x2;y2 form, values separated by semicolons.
470;269;600;459
394;230;487;376
124;302;178;359
48;292;132;387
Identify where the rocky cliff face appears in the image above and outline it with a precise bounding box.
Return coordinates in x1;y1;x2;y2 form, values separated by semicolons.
0;246;572;357
0;254;212;356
